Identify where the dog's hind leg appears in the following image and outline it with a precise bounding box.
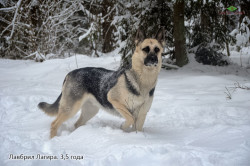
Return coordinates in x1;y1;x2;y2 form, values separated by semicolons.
50;111;72;139
74;101;99;129
50;97;85;139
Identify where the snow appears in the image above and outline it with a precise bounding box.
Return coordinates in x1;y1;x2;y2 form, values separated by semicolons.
78;23;94;42
0;0;7;6
0;51;250;166
231;16;250;48
223;47;250;68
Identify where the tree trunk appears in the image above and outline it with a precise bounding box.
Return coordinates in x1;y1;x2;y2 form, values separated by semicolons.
102;0;115;53
226;42;230;56
173;0;188;67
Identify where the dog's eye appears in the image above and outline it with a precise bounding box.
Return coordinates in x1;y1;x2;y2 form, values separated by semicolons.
154;47;160;53
142;46;150;53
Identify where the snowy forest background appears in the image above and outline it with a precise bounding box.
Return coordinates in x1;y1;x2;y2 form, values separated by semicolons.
0;0;250;67
1;1;250;166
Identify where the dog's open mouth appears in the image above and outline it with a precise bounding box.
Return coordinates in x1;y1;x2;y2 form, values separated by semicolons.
144;62;158;67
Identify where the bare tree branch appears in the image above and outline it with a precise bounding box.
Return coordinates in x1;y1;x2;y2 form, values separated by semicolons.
6;0;22;41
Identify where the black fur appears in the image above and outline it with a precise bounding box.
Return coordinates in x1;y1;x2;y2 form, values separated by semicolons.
135;28;146;45
68;67;125;109
124;72;140;96
144;52;158;66
149;87;155;97
155;27;165;46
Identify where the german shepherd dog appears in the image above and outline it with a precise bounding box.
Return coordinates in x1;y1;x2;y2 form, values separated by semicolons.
38;28;165;138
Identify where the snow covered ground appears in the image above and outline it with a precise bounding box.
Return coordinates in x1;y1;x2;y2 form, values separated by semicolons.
226;47;250;68
0;51;250;166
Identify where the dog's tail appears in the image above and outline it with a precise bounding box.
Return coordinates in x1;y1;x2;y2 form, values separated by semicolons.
38;93;62;116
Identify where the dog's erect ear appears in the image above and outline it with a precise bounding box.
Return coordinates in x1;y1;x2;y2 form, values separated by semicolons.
135;28;146;45
155;27;165;46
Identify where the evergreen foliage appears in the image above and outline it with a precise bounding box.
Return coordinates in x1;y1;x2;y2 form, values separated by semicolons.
0;0;249;66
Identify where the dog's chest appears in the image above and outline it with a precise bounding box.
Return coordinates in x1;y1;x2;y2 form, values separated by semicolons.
126;92;150;110
107;70;156;112
122;74;155;110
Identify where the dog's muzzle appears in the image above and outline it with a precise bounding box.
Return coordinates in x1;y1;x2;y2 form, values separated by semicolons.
144;53;158;67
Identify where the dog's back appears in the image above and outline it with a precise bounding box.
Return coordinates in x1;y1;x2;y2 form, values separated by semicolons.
39;67;124;115
67;67;125;109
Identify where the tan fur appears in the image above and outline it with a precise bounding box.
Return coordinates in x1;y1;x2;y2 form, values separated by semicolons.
50;93;86;138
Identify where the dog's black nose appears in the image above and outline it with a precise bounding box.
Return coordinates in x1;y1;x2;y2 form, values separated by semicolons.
151;56;158;63
144;53;158;66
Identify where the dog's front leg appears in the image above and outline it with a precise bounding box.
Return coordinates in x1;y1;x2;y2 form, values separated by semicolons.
108;99;134;131
132;97;153;131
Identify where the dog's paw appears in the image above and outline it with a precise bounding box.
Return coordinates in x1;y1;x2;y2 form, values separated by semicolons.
120;123;135;132
120;123;130;132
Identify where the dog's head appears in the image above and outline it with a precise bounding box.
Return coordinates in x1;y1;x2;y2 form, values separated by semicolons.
133;28;165;69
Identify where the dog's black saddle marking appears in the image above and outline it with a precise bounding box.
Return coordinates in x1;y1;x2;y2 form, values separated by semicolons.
149;87;155;97
124;72;140;96
69;67;125;109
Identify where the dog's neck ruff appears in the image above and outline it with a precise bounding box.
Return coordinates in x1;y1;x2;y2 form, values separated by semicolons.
129;65;158;92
